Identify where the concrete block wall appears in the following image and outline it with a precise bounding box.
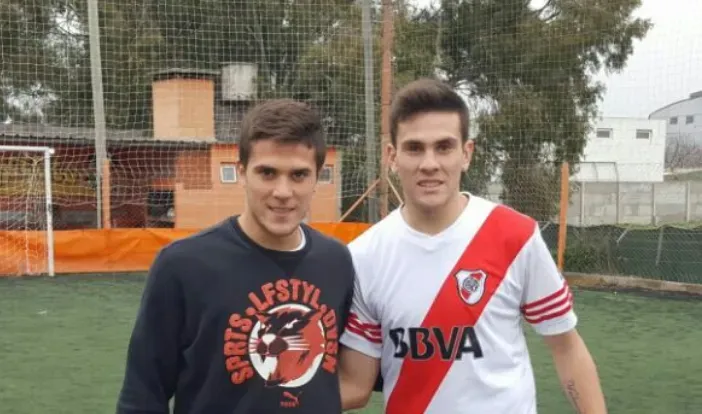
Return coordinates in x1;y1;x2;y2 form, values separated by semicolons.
483;181;702;226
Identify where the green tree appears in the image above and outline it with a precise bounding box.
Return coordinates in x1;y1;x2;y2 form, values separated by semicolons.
0;0;78;123
0;0;356;130
435;0;651;219
0;0;160;128
294;1;443;221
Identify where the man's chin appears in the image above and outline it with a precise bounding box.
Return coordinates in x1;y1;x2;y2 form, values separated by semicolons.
412;193;450;210
262;217;302;237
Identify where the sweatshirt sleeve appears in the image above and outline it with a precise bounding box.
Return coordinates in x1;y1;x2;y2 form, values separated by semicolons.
116;246;184;414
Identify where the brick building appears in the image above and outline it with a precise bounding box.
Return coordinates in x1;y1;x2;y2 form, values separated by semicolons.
0;64;341;230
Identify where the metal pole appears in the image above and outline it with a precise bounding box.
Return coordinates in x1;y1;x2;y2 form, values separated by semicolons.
43;149;55;277
379;0;394;218
362;0;378;223
557;162;570;272
87;0;107;229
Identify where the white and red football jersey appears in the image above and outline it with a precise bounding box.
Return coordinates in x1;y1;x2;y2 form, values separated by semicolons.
339;193;576;414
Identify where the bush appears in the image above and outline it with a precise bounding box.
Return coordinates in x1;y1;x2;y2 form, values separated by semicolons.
556;228;622;274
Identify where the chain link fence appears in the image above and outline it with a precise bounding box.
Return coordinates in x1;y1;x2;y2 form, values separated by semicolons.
0;0;699;282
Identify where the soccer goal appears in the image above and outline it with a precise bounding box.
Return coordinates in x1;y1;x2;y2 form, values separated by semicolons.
0;145;55;277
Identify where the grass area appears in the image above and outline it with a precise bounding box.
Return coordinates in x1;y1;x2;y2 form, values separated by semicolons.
665;170;702;181
1;274;701;414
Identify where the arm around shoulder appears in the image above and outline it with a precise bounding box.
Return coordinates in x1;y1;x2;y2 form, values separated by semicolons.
339;345;380;410
116;246;185;414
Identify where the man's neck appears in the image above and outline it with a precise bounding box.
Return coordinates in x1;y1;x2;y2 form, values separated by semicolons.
237;213;302;251
401;192;469;236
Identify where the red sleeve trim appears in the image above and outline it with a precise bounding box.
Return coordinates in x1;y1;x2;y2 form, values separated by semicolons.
345;312;382;344
521;282;574;324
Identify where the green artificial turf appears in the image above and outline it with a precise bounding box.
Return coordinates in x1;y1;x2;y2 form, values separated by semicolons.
1;274;700;413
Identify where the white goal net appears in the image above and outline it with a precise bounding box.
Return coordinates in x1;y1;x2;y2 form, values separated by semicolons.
0;146;55;277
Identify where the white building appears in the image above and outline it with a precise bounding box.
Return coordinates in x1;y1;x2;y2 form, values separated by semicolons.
649;91;702;146
572;117;666;183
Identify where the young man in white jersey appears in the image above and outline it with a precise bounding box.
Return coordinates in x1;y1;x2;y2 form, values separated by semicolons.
337;78;607;413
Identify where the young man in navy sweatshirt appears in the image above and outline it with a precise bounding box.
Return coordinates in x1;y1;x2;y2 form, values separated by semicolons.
115;99;356;414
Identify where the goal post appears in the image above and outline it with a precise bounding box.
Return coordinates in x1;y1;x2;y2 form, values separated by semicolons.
0;145;55;277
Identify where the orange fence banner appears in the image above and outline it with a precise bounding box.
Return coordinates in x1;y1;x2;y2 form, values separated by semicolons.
0;222;372;276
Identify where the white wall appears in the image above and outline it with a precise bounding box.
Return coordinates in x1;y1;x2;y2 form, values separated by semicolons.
649;94;702;146
573;117;666;183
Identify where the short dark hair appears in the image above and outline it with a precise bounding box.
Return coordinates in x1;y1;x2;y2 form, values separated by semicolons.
238;98;327;171
390;78;469;146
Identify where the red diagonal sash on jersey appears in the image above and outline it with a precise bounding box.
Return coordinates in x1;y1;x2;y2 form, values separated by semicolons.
385;205;535;414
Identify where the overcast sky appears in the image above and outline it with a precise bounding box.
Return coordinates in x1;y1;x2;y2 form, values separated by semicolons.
412;0;702;119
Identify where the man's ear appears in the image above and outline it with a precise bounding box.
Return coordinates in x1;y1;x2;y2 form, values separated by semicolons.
462;139;475;172
386;143;397;174
237;162;247;185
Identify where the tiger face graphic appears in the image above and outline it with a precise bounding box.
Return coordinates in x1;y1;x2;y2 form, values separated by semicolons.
248;304;326;388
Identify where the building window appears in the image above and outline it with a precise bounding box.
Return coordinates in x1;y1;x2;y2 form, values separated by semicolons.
596;129;612;138
635;129;651;140
686;115;694;124
319;165;333;183
220;163;237;183
670;117;678;125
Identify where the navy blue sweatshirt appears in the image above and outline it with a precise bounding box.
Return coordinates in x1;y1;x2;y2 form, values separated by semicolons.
116;216;355;414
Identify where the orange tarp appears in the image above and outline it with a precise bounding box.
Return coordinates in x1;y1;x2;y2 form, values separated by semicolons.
0;222;371;276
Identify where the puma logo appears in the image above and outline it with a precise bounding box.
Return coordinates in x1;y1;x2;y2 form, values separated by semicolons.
280;391;302;408
249;307;326;387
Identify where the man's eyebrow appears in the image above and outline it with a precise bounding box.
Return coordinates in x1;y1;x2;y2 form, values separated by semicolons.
435;137;460;145
401;137;458;146
252;164;277;172
252;165;313;174
401;139;424;146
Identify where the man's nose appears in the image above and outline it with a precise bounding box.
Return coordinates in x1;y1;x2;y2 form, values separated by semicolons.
272;178;293;198
419;151;440;171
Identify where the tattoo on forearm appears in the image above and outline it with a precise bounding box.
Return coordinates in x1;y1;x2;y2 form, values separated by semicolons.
565;380;584;414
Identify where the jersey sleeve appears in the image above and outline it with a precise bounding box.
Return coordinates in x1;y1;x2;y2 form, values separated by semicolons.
520;225;577;336
339;249;383;359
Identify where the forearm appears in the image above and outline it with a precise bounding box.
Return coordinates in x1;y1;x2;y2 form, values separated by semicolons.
338;346;379;411
551;337;607;414
340;384;366;410
340;370;372;410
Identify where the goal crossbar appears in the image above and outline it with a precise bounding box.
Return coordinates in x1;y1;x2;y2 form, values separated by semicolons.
0;145;55;276
0;145;55;155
